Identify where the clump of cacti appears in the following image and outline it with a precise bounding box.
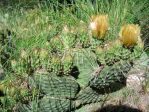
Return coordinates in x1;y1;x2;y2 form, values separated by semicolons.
0;14;145;112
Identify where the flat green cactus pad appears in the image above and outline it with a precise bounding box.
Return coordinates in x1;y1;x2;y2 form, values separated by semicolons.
76;87;106;105
89;61;132;93
34;73;80;99
73;49;99;87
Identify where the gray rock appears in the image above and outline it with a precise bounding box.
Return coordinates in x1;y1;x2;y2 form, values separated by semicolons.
127;53;149;92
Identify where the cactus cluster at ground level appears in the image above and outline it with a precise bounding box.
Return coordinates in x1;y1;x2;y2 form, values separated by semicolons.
0;14;145;112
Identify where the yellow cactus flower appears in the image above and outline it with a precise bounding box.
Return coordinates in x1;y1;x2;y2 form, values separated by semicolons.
119;24;141;47
89;14;109;39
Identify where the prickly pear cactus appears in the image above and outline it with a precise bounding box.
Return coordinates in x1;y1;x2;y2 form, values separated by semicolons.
39;97;75;112
76;87;106;105
73;48;99;86
16;72;79;112
17;97;75;112
33;73;80;99
89;61;132;93
14;46;138;112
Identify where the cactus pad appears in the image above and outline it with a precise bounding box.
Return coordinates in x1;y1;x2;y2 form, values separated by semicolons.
34;73;80;99
89;61;132;93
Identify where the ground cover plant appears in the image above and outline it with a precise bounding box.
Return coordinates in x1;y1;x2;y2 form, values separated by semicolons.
0;0;149;112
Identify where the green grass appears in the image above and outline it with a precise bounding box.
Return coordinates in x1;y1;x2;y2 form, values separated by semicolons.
0;0;149;111
1;0;148;48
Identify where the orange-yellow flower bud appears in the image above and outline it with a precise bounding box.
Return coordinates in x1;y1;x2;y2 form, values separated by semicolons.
119;24;141;47
89;14;109;39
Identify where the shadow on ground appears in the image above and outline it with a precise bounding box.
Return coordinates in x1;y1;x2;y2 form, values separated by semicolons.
96;105;142;112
